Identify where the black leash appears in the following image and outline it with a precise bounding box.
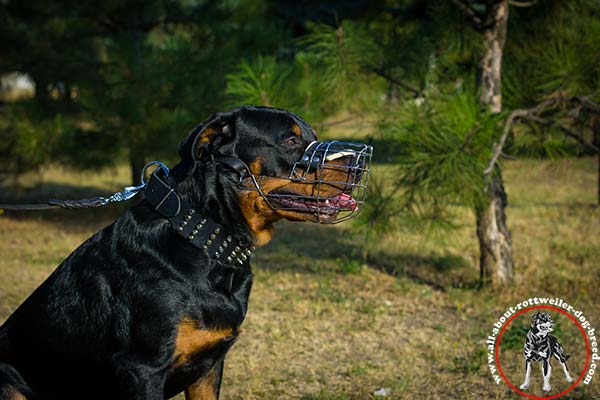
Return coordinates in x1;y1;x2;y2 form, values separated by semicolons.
0;197;108;211
0;161;166;212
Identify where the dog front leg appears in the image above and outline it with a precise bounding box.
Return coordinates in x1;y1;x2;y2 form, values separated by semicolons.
560;361;574;382
519;360;531;390
542;360;552;392
185;360;224;400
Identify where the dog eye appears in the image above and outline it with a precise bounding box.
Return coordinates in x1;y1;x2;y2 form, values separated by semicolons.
284;137;300;147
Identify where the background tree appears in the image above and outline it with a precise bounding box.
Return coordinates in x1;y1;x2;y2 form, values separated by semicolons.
451;0;514;285
0;0;287;184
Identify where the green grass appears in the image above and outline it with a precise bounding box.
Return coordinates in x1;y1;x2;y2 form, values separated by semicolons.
0;157;599;399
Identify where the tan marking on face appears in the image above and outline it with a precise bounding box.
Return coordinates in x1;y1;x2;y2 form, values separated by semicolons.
291;124;302;137
248;157;263;175
184;368;218;400
238;187;280;247
198;127;216;144
173;318;235;367
0;386;27;400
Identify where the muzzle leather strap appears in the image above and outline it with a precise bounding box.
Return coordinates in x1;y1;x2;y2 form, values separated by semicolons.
215;156;250;180
145;170;254;267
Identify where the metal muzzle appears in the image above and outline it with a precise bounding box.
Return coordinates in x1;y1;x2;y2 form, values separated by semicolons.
243;140;373;224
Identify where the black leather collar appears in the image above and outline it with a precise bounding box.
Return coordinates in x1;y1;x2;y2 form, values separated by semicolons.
144;169;254;266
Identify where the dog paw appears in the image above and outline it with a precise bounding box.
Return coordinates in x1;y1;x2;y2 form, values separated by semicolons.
566;375;574;383
519;383;529;390
543;384;551;392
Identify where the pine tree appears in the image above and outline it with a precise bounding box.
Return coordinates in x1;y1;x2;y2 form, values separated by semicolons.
247;0;599;286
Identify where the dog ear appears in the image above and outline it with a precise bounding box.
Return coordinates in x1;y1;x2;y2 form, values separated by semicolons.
178;110;239;168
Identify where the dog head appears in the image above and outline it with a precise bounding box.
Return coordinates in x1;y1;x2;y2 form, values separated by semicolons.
531;312;554;336
174;106;371;246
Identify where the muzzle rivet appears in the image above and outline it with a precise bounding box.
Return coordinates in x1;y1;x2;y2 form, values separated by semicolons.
227;236;232;242
245;249;252;256
222;242;229;248
206;239;213;245
190;209;195;215
192;229;198;235
210;233;216;240
234;246;241;252
201;218;207;224
215;227;221;234
227;256;232;263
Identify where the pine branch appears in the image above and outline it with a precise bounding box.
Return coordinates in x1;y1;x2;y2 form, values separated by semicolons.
571;95;600;115
450;0;484;30
368;67;421;97
485;108;534;175
485;94;600;174
558;125;600;153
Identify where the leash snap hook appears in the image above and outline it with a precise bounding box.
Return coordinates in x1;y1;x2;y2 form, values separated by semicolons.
100;161;170;206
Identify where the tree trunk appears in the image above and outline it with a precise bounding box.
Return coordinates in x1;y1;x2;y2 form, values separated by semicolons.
479;1;508;113
477;0;514;285
477;172;513;285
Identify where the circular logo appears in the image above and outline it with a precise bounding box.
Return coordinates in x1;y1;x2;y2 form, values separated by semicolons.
495;305;590;399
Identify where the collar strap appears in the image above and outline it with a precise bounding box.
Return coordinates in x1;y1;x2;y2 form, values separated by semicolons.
145;170;254;265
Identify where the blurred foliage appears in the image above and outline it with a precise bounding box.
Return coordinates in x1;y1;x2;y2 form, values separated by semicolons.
0;0;288;182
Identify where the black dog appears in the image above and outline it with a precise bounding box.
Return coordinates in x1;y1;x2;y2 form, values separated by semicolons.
520;312;573;392
0;106;370;400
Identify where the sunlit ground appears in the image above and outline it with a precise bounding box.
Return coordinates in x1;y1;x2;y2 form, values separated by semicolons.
0;156;598;399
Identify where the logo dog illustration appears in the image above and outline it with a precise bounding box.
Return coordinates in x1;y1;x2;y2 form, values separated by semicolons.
520;312;574;392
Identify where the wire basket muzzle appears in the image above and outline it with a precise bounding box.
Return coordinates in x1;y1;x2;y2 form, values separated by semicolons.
266;140;373;223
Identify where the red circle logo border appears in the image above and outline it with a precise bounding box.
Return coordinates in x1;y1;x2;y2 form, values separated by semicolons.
494;305;591;400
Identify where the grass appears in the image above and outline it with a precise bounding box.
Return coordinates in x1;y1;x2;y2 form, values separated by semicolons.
0;156;599;399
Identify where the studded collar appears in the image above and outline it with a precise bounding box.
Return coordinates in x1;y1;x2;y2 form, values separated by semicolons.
144;169;254;266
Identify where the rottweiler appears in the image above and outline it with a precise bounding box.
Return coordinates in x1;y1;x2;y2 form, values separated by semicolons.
520;312;574;392
0;106;371;400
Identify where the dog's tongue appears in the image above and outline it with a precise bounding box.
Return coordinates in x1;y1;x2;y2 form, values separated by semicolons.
329;193;357;211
